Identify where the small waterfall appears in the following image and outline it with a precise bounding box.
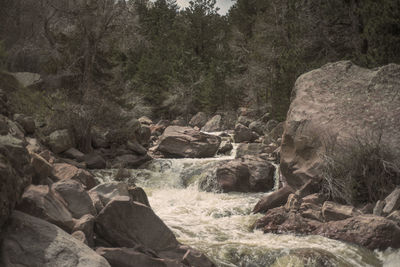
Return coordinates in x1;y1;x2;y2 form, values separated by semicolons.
92;135;400;267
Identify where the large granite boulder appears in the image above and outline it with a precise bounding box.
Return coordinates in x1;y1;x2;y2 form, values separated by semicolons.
16;184;75;232
157;126;221;158
1;211;110;267
95;196;179;252
280;61;400;189
233;123;258;143
215;156;275;192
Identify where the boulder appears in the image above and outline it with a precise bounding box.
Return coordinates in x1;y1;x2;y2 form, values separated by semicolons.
387;210;400;226
383;187;400;215
249;121;265;135
52;163;96;189
128;186;151;207
63;147;85;162
315;215;400;250
139;116;153;125
189;112;208;128
265;119;278;133
373;200;386;216
89;182;130;208
16;185;74;232
1;211;110;267
157;126;221;158
235;143;275;158
112;153;151;168
72;230;89;245
201;115;222;132
52;180;96;218
253;185;293;213
216;156;275;193
30;152;52;184
48;129;74;154
233;123;258;143
96;247;180;267
280;61;400;190
0;134;32;229
321;201;361;221
73;214;95;247
127;140;147;155
237;116;253;127
85;152;106;169
159;245;216;267
95;196;179;251
13;114;35;134
217;140;233;154
26;137;42;153
138;125;151;146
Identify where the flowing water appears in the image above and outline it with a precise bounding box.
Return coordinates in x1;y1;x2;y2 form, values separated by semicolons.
94;144;400;267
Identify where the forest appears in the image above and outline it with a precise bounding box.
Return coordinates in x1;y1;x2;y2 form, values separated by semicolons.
1;0;399;123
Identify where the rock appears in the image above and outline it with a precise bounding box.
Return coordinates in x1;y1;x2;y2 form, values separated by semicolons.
139;116;153;125
300;202;323;222
92;127;110;148
302;193;325;206
249;121;265;135
189;112;208;128
115;168;131;181
128;186;150;207
52;163;96;189
95;196;179;251
360;203;374;214
237;116;253;127
63;147;85;162
138;125;151;146
383;187;400;215
1;211;110;267
31;152;52;184
157;126;221;158
269;122;284;141
321;201;361;221
127;140;147;155
216;156;275;193
89;182;129;208
52;180;96;218
373;200;386;216
285;193;302;211
315;215;400;250
72;230;89;245
280;61;400;190
39;149;57;163
13;114;35;134
253;185;293;213
96;247;180;267
387;210;400;226
73;214;95;247
235;143;275;158
112;153;151;168
16;184;74;232
85;152;106;169
233;123;258;143
159;245;216;267
0;133;32;230
48;129;74;154
201;115;222;132
171;117;186;126
265;119;278;133
26;137;42;153
217;140;233;154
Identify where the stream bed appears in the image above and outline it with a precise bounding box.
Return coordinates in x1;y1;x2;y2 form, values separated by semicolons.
94;149;400;266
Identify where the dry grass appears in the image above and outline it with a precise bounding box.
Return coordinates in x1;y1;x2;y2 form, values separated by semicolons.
320;131;400;205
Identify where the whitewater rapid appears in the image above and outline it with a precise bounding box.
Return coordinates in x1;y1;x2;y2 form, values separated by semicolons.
93;145;400;266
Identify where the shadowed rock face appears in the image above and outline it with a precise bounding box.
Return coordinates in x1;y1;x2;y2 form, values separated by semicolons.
280;61;400;189
1;211;110;267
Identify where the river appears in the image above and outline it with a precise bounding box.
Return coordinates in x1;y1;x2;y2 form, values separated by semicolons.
94;144;400;266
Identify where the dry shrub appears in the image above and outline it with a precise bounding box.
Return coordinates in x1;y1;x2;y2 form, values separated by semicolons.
320;131;400;205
